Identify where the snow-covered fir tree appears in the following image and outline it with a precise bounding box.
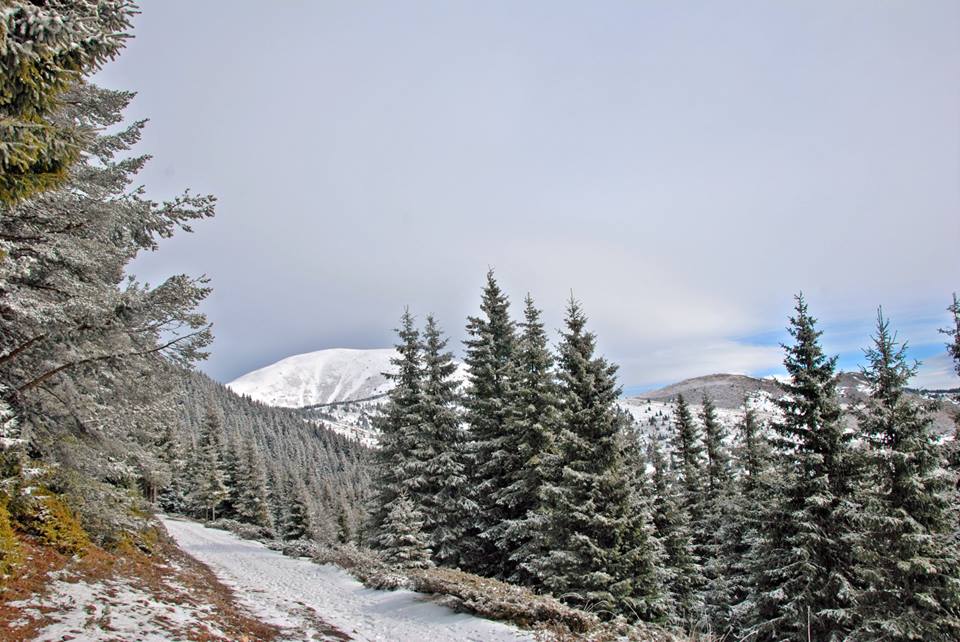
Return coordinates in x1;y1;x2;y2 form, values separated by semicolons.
189;403;229;521
853;310;960;641
723;405;772;635
379;492;433;569
699;395;735;628
462;270;519;576
157;423;188;515
372;309;424;542
0;1;136;203
282;476;312;541
616;425;669;622
942;293;960;479
668;393;707;611
528;298;636;612
416;315;474;567
746;294;863;641
648;437;702;625
500;295;562;585
219;437;243;519
235;440;272;529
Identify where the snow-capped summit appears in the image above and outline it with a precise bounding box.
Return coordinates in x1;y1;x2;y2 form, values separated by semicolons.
227;347;469;410
227;348;399;408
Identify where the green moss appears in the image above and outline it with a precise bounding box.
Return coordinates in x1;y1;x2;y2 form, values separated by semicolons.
0;500;21;578
21;489;89;556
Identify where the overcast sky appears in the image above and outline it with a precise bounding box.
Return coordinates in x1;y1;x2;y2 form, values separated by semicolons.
95;1;960;391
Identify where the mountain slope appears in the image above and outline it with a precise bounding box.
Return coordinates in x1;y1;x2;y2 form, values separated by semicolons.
227;348;398;408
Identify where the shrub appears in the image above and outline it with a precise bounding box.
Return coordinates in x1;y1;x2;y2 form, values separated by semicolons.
206;518;274;541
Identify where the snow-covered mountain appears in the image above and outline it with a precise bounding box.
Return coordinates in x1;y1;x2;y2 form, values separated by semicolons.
228;350;957;445
227;347;469;409
227;348;399;408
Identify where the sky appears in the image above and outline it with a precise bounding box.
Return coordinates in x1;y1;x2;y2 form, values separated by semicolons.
94;1;960;391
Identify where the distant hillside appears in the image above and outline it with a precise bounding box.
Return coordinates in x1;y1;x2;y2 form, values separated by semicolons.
227;350;958;441
630;371;958;436
632;373;782;408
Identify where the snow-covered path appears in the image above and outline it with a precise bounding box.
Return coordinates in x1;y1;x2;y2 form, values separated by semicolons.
161;517;531;642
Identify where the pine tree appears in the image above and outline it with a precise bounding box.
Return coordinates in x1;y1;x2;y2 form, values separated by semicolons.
416;315;474;567
724;404;772;635
336;504;352;544
379;492;433;569
648;438;699;624
462;270;518;576
282;476;312;541
669;393;707;612
372;309;424;540
528;298;634;612
853;310;960;641
190;403;228;521
157;441;188;514
670;394;705;521
941;293;960;479
219;438;243;520
498;294;562;585
0;1;136;203
235;439;271;528
616;425;669;622
746;294;863;641
700;395;731;501
699;395;735;628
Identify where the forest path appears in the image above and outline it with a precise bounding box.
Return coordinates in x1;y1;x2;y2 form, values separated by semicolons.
161;517;531;642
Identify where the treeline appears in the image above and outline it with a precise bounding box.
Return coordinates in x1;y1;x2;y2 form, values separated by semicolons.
157;372;371;544
373;272;960;641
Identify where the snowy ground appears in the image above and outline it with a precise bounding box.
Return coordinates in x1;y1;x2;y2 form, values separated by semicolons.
161;517;532;642
10;575;230;641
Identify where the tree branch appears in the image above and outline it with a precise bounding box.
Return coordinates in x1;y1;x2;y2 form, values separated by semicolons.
13;330;207;396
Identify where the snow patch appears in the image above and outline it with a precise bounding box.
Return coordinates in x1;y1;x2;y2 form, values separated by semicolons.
162;516;531;642
10;578;229;641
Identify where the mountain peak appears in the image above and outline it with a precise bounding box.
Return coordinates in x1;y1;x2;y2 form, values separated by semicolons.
227;348;398;408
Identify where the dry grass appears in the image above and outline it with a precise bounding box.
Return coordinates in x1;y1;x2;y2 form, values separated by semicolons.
0;526;281;641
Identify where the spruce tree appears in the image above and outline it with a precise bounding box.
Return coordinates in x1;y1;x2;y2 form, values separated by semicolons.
648;438;699;624
669;393;707;611
190;403;228;521
941;293;960;479
700;395;731;500
379;492;433;569
219;438;243;520
282;476;312;541
746;294;863;641
853;310;960;640
157;423;188;514
529;298;634;612
0;1;136;203
670;394;705;522
462;270;518;576
616;425;669;622
720;403;772;636
372;309;424;540
699;395;735;628
235;440;271;528
498;294;561;585
416;315;474;567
